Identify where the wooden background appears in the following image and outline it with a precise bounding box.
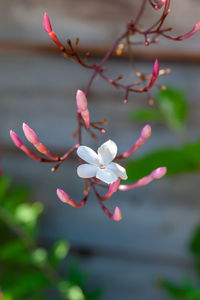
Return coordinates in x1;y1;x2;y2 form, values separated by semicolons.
1;1;200;299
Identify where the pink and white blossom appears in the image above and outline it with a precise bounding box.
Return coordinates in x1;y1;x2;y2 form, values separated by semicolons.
77;140;128;184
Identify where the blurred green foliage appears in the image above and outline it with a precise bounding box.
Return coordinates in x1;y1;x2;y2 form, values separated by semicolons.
0;176;102;300
160;224;200;300
126;139;200;182
130;87;188;134
128;86;200;299
126;86;200;182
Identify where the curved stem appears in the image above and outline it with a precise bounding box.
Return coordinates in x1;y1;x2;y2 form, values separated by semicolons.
134;0;148;26
85;30;129;95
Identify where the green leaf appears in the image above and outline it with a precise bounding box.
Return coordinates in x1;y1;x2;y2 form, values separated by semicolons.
15;202;43;227
1;185;30;213
31;248;48;266
67;286;85;300
58;281;85;300
83;288;103;300
188;225;200;279
160;278;200;300
0;240;30;264
9;271;48;297
68;260;89;287
130;108;162;122
50;240;70;267
0;176;11;200
126;140;200;182
189;225;200;257
156;87;188;133
1;291;13;300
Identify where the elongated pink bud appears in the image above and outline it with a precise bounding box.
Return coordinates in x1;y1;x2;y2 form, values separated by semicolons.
57;188;88;208
102;178;120;201
76;90;88;112
97;198;122;222
118;166;167;191
23;123;39;144
151;166;167;179
112;206;122;221
141;124;152;140
81;109;90;129
76;90;90;128
10;130;23;148
167;21;200;41
116;125;151;159
43;13;64;50
147;59;159;90
153;59;159;77
43;12;52;34
23;123;58;160
136;59;159;92
10;130;42;161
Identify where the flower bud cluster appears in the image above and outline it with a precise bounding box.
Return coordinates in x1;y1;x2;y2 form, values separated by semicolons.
10;1;200;221
10;124;59;162
10;90;166;221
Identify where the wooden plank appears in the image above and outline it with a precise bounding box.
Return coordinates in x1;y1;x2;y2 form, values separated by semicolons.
78;255;195;300
3;41;200;63
1;50;200;149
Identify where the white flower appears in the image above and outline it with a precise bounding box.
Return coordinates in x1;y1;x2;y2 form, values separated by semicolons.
77;140;128;184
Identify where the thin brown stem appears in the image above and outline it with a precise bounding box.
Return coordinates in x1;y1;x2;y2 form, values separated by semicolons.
134;0;148;26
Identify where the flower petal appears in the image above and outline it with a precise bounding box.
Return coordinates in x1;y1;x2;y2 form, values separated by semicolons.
96;168;118;184
77;146;100;166
107;162;128;180
97;140;117;166
77;164;98;178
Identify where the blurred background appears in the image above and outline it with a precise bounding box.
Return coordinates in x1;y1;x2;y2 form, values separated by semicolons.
1;0;200;299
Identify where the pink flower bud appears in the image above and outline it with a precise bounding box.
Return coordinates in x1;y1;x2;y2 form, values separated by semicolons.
177;21;200;40
23;123;39;144
164;21;200;41
22;123;58;160
152;167;167;179
102;178;120;201
81;109;90;129
112;206;122;221
143;59;159;91
42;13;64;50
43;12;52;34
118;166;167;191
10;130;42;161
141;124;152;140
10;130;23;148
155;0;166;9
116;125;152;159
57;188;88;208
152;59;159;78
76;90;90;128
76;90;88;112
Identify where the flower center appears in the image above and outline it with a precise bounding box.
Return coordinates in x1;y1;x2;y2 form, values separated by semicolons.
100;164;106;169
